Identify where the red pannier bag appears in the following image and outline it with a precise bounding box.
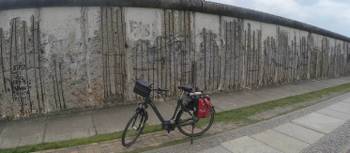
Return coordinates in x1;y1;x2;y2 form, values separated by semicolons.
196;96;212;118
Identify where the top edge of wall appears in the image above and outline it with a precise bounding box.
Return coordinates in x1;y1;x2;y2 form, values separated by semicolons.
0;0;349;42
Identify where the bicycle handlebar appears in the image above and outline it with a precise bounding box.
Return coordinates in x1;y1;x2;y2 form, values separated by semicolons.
152;88;169;97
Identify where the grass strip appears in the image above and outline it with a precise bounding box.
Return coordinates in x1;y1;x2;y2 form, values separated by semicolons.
215;82;350;123
0;125;162;153
128;82;350;153
2;82;350;153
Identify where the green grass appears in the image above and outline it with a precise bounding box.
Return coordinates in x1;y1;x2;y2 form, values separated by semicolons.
125;133;213;153
0;125;162;153
215;82;350;123
0;132;122;153
2;82;350;153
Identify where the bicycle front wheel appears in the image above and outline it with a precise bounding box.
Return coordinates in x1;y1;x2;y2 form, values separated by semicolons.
176;107;215;137
121;110;147;147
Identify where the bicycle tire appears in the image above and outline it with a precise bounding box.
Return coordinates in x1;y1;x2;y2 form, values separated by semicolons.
121;110;147;147
176;107;215;137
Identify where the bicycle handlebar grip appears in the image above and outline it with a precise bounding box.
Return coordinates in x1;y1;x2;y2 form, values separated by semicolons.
189;92;202;96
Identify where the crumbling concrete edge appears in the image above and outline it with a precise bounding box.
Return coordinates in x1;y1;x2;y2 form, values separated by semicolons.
0;0;349;42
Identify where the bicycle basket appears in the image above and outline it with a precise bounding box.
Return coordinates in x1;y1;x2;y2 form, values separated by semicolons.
134;80;151;97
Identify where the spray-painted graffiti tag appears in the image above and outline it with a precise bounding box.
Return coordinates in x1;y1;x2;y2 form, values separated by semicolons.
10;64;31;101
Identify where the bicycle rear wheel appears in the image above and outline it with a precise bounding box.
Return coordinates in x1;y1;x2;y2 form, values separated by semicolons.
176;107;215;137
121;110;147;147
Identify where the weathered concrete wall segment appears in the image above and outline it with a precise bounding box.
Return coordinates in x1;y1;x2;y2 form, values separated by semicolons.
0;5;349;120
1;0;349;42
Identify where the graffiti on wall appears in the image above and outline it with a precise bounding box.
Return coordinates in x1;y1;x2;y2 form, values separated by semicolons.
100;7;126;102
0;15;72;119
132;33;193;95
0;7;350;120
51;60;66;110
131;10;194;96
198;28;220;90
129;21;151;38
127;11;349;100
11;64;31;102
0;17;46;117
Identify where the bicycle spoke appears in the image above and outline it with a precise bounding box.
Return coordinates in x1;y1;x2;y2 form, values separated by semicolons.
176;107;215;137
122;112;147;147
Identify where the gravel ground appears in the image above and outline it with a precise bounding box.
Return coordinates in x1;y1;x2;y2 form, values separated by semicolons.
143;92;350;153
301;120;350;153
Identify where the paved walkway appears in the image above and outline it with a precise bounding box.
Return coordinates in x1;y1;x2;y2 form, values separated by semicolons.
1;77;350;149
145;91;350;153
200;98;350;153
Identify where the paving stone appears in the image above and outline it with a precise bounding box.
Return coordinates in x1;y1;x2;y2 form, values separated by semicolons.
339;98;350;104
199;146;232;153
213;92;264;112
327;102;350;114
263;87;295;97
92;105;135;134
221;136;281;153
250;90;285;102
0;133;20;149
274;123;324;144
0;122;4;135
0;119;45;148
292;113;345;133
67;101;177;136
44;112;96;143
252;129;308;153
291;82;318;92
317;108;350;121
284;85;312;95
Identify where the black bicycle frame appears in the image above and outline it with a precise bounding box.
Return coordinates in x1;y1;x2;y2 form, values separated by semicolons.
143;95;183;124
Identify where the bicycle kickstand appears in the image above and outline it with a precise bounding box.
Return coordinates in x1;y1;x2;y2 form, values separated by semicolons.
190;122;194;144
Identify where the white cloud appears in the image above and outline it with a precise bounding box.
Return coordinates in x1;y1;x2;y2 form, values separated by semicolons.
206;0;350;37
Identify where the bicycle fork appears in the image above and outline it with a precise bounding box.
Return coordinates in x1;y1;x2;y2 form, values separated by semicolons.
132;104;148;130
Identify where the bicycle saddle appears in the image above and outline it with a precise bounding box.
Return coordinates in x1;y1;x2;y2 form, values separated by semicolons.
178;85;193;92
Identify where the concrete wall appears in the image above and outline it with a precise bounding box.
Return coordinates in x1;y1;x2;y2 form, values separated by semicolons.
0;5;349;120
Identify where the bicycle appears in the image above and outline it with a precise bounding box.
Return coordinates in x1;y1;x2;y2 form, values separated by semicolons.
121;80;215;147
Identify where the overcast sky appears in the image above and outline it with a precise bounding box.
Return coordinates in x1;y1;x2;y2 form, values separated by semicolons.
207;0;350;37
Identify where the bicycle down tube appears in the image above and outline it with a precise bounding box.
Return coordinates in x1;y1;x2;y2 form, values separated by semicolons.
145;92;183;124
